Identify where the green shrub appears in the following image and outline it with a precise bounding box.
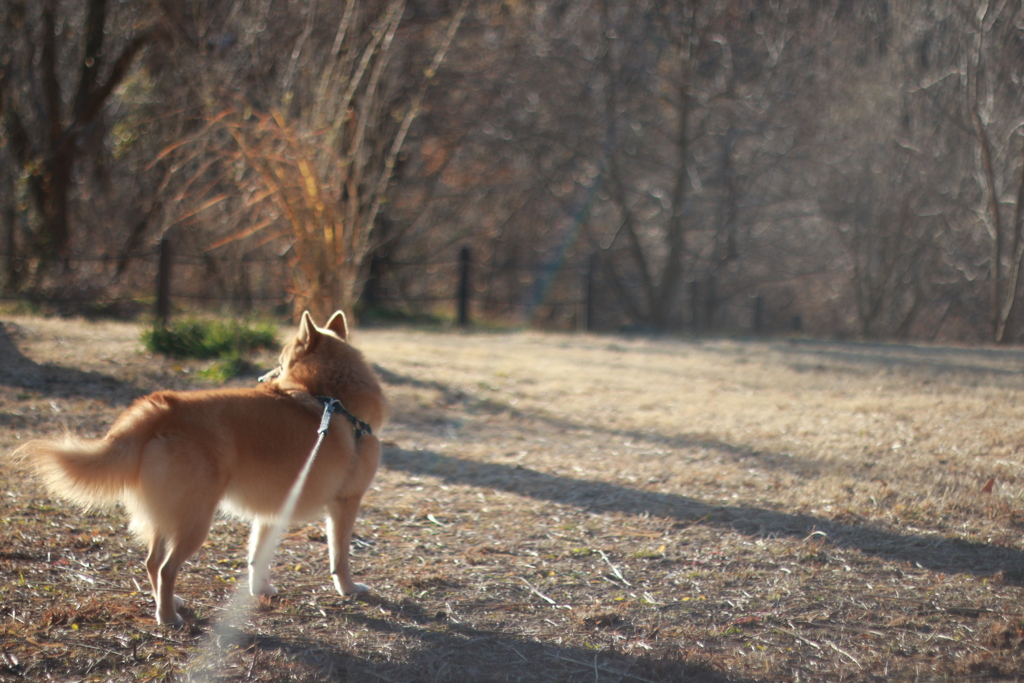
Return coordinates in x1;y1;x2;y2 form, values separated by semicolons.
197;353;249;383
142;318;278;380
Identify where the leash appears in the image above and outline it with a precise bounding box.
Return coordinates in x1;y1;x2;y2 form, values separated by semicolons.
196;377;370;664
258;367;371;443
235;393;338;622
316;396;373;442
246;397;362;584
246;398;364;589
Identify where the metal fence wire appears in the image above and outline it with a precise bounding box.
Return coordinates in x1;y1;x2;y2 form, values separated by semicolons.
0;241;774;333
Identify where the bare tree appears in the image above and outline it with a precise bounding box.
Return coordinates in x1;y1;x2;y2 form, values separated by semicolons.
578;0;817;330
154;0;467;321
957;0;1024;342
0;0;155;278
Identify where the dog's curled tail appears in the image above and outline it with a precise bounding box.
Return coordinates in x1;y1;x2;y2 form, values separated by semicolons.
15;432;140;508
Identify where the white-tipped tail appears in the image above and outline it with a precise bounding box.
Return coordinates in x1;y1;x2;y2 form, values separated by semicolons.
15;433;140;508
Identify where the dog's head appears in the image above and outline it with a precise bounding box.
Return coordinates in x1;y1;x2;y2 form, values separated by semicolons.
298;309;350;347
272;310;365;393
265;309;386;430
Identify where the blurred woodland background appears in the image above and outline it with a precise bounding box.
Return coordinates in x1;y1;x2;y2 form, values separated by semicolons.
1;0;1023;341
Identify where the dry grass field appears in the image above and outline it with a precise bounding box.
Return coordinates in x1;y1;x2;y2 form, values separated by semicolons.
3;315;1024;681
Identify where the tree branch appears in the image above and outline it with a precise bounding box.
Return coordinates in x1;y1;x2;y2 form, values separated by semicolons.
72;0;107;120
41;0;63;147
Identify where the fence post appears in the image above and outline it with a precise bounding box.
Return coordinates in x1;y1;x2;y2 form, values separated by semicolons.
3;205;18;294
704;275;717;330
155;237;172;326
690;280;699;330
237;254;252;314
458;246;471;327
584;253;598;332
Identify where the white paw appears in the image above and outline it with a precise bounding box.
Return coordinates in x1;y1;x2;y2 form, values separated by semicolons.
157;610;184;627
335;578;370;596
253;583;278;598
156;596;186;626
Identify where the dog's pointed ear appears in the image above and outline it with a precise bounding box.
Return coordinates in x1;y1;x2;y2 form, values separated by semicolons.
325;310;349;340
296;310;321;350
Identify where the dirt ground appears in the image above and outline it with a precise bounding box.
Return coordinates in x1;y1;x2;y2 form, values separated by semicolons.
3;315;1024;682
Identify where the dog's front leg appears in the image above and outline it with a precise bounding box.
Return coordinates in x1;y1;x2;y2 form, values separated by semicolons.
326;495;370;595
248;519;279;597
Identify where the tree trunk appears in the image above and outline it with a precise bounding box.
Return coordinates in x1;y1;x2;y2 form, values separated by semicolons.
5;0;152;275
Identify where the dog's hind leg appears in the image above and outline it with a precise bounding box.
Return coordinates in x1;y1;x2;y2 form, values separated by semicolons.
145;534;165;599
152;514;215;626
137;439;218;625
326;495;370;595
144;535;184;616
248;519;279;597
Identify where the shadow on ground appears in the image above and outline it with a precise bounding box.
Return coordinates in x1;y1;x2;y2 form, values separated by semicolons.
774;339;1024;386
376;364;916;494
383;446;1024;583
0;322;142;404
377;364;760;455
188;595;748;683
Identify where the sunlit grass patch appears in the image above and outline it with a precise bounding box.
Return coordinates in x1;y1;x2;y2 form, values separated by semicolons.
142;318;278;359
141;317;278;381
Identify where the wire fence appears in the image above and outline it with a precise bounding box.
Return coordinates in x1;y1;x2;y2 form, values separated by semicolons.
0;240;293;318
0;241;595;327
0;241;781;333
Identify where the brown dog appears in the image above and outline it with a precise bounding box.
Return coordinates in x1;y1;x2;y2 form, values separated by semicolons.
16;311;386;625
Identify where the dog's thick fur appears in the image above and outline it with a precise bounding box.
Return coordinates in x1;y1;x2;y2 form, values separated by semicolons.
15;311;386;625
